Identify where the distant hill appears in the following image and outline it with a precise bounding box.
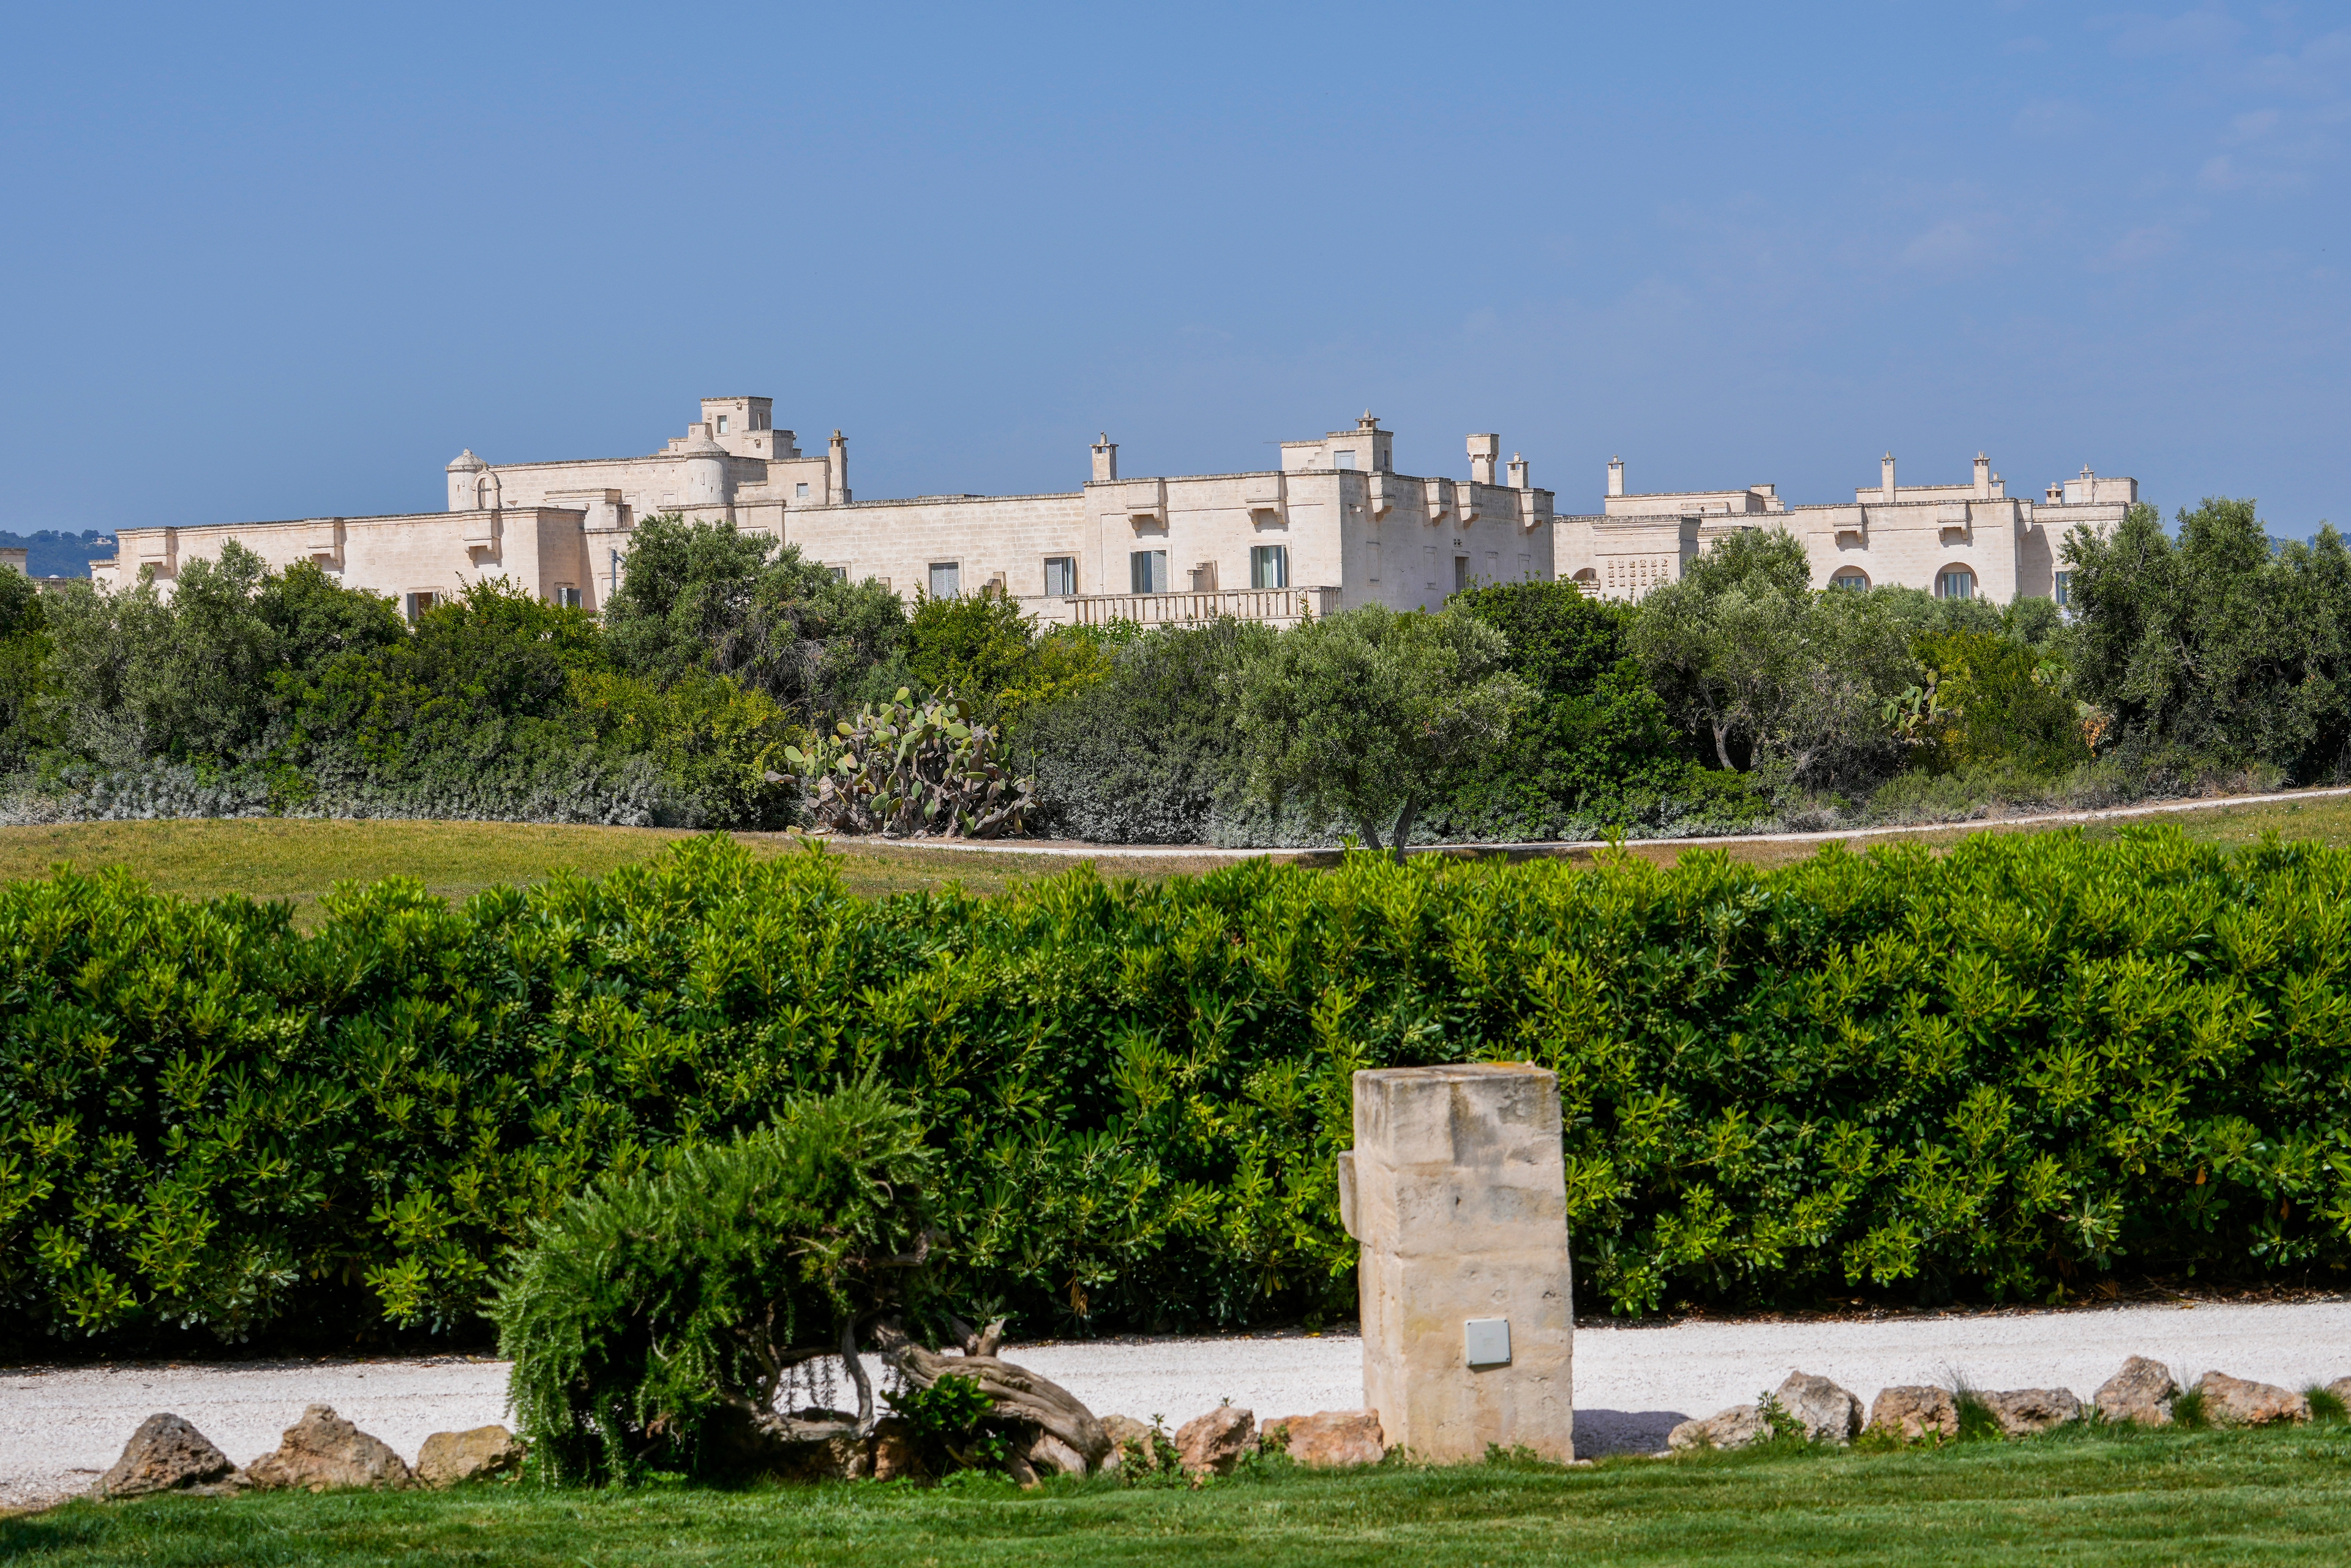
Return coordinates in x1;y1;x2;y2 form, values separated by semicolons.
0;530;115;578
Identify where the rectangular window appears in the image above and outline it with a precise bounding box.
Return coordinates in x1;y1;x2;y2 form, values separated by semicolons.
716;416;729;434
1130;549;1168;594
827;565;847;584
1423;545;1437;588
553;585;582;609
1938;569;1974;601
406;591;438;622
1250;544;1288;589
1044;556;1077;596
795;482;810;499
928;561;961;599
1453;555;1469;594
2053;569;2072;607
1333;449;1357;469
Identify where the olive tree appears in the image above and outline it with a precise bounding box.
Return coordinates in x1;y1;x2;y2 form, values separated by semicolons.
1233;604;1532;859
1629;527;1915;788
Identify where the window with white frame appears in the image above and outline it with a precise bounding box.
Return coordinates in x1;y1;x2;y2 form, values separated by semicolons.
716;416;729;434
827;565;847;584
1250;544;1288;589
1937;566;1976;601
795;482;809;498
928;561;961;599
1333;449;1357;469
1044;556;1077;596
553;585;582;609
1130;549;1168;594
2053;570;2072;607
406;590;438;622
1831;569;1870;591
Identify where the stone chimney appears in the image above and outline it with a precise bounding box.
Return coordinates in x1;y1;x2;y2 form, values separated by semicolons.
1505;453;1529;490
1880;452;1897;503
1091;433;1119;483
1468;433;1501;486
828;430;850;505
1607;456;1624;498
1973;451;1991;499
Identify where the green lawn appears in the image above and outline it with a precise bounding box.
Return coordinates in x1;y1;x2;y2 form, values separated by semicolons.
10;1428;2351;1567
1;789;2348;924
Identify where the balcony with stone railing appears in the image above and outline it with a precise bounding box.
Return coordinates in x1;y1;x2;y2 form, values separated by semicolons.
1029;585;1343;629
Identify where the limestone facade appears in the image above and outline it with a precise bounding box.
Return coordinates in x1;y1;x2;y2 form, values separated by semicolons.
1551;452;2138;605
95;399;1557;626
1337;1062;1575;1463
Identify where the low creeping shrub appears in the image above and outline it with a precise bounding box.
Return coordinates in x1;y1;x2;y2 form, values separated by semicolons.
2;823;2348;1358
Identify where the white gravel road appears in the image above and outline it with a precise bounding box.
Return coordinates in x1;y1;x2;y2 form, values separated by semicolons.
7;1297;2345;1510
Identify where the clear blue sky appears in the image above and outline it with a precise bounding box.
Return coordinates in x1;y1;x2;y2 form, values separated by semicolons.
5;2;2346;543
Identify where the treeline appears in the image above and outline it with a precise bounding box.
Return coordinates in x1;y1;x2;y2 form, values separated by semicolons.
0;498;2338;839
4;830;2344;1357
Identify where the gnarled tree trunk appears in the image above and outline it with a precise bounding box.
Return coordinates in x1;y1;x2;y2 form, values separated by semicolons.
871;1318;1110;1472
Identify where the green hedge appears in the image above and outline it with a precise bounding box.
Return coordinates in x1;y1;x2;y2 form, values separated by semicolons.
3;830;2347;1356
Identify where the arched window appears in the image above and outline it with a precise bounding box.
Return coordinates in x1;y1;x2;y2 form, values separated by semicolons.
1571;567;1598;595
1937;565;1976;601
475;473;500;510
1831;568;1870;591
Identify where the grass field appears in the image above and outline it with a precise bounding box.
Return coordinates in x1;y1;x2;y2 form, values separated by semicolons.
9;1425;2351;1566
2;789;2349;925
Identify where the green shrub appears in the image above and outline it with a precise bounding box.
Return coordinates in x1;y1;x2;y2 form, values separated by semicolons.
2;826;2348;1360
1019;620;1273;843
490;1082;937;1482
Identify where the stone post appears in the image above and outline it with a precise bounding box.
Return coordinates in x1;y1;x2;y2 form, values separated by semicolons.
1336;1062;1573;1463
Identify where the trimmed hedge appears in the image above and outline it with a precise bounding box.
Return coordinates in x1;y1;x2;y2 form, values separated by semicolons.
3;829;2347;1357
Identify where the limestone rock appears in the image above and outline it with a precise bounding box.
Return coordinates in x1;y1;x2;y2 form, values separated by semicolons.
2195;1372;2309;1427
96;1413;244;1499
869;1419;921;1481
1666;1405;1768;1453
1174;1406;1255;1476
414;1425;523;1488
1979;1388;2083;1436
243;1405;413;1493
1099;1414;1158;1474
1774;1372;1862;1445
2093;1357;2177;1427
1262;1411;1385;1468
1867;1386;1958;1442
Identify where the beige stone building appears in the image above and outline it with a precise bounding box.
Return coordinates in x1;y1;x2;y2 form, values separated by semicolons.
1551;452;2138;606
95;397;1558;626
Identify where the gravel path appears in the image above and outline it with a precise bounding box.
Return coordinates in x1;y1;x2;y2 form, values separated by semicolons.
9;1297;2346;1510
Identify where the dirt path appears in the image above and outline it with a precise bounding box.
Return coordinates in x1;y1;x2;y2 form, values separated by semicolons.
809;782;2351;861
10;1297;2344;1509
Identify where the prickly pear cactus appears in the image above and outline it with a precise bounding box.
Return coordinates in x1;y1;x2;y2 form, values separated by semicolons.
784;689;1036;839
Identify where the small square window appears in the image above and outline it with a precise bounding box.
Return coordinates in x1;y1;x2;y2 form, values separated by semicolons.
827;565;847;584
1333;449;1357;469
553;585;582;609
795;482;809;499
928;562;961;599
1250;544;1288;589
1044;556;1077;596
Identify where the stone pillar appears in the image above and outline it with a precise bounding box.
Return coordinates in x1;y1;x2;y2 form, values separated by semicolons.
1607;456;1624;498
1337;1062;1573;1463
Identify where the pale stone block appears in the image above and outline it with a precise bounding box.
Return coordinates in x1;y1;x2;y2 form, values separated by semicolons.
1341;1062;1573;1464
